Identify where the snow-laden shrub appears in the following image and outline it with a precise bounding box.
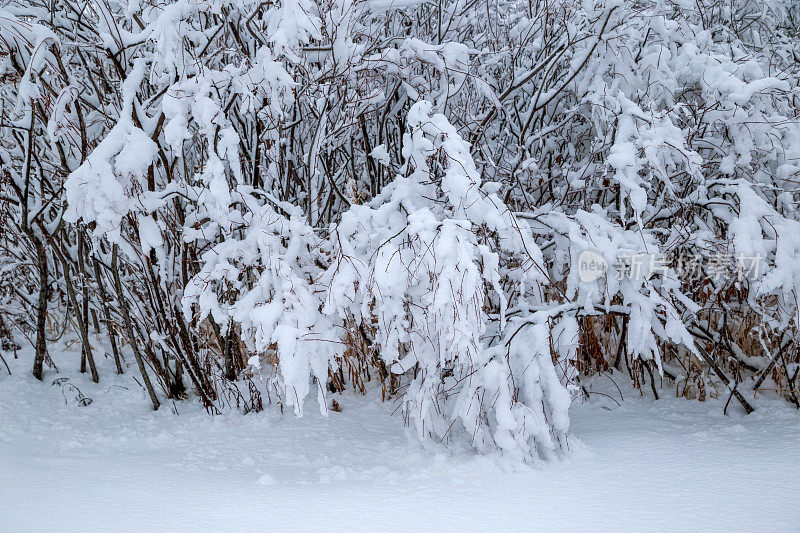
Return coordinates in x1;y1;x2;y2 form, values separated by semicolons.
1;0;799;459
322;101;571;458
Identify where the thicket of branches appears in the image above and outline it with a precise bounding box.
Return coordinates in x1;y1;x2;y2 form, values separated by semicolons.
0;0;798;460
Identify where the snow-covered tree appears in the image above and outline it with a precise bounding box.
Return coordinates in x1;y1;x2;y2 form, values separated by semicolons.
1;0;798;459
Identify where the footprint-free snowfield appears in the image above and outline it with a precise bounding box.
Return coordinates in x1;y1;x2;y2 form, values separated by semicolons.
1;355;798;532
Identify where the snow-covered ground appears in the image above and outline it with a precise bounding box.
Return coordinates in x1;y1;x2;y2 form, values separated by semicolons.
1;350;798;532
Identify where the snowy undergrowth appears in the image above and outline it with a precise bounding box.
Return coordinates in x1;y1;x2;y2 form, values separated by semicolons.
3;0;800;463
1;347;798;532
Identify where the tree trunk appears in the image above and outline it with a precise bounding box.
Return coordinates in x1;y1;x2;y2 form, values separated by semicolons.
62;257;99;383
32;237;48;381
112;247;160;410
93;258;123;374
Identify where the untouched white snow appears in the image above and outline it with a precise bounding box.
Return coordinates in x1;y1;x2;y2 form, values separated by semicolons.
1;350;798;532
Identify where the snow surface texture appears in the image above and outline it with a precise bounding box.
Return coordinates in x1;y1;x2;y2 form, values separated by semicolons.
1;352;798;532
